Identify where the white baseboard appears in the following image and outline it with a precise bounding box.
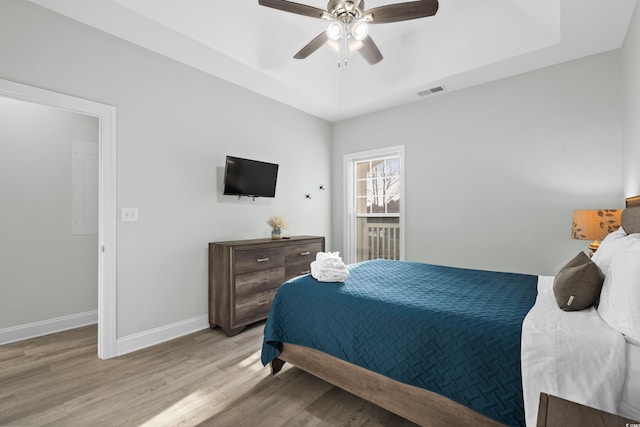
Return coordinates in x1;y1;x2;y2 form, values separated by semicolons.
0;310;98;345
116;315;209;357
0;312;210;356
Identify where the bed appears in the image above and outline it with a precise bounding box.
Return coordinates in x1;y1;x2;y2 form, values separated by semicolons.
261;204;640;427
262;259;538;426
521;276;639;426
522;202;640;425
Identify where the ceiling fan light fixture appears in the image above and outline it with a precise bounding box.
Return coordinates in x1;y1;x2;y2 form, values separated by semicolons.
258;0;440;65
326;21;343;41
350;21;368;41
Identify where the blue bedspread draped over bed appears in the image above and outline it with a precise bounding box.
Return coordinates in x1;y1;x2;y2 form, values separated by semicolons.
261;259;538;426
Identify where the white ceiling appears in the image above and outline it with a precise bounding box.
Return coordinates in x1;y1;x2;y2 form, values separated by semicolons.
29;0;637;122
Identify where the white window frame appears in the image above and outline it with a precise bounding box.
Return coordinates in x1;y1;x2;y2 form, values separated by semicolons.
343;145;405;264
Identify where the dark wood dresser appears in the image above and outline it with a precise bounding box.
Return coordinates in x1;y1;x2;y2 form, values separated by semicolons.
537;393;639;427
209;235;325;336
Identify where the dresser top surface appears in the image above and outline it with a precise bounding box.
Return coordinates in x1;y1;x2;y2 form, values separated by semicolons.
210;235;324;247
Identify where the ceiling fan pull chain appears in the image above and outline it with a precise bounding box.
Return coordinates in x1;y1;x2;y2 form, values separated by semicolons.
339;31;349;68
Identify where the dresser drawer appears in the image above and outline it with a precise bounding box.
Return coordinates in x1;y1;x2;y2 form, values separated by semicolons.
285;242;321;264
235;288;279;322
234;248;284;274
285;262;312;281
234;267;284;323
284;242;321;280
235;267;285;298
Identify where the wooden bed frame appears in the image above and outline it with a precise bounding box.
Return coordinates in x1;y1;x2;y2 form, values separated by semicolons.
269;198;640;426
271;343;503;427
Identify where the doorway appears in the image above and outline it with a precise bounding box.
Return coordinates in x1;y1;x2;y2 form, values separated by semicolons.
0;78;117;359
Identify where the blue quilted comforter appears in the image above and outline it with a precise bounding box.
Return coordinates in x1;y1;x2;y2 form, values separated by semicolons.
261;259;538;426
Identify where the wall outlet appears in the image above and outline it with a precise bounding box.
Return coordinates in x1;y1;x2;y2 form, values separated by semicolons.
121;208;139;222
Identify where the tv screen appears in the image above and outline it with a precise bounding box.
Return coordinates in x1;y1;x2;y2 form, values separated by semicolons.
223;156;279;198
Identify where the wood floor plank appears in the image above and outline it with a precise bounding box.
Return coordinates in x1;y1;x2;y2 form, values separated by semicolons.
0;346;25;363
0;323;419;426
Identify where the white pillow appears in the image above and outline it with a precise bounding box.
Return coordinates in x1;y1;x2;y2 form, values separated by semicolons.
598;236;640;345
591;227;628;276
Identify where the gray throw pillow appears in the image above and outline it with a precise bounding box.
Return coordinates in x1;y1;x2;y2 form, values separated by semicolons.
553;252;605;311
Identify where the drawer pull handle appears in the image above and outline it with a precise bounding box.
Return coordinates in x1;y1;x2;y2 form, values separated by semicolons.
300;251;311;256
256;258;269;263
300;270;310;275
256;300;269;306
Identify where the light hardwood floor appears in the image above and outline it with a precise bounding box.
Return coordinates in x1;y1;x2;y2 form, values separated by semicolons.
0;323;418;427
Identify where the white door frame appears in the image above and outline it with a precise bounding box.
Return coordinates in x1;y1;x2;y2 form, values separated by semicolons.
0;78;117;359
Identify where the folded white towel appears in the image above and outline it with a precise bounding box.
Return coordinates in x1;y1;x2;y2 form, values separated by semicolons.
310;252;350;282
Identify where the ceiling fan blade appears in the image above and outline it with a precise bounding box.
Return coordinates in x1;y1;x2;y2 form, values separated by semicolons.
359;35;383;65
258;0;327;19
294;32;330;59
366;0;439;24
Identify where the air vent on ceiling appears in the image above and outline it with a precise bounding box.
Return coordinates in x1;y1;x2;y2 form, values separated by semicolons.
417;85;446;96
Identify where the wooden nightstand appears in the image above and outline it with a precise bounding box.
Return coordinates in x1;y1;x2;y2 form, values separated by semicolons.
537;393;639;427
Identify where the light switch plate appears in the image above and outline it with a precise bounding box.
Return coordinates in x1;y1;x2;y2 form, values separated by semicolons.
121;208;139;222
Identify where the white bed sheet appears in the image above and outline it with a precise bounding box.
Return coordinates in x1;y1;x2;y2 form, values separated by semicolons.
521;276;628;427
619;338;640;419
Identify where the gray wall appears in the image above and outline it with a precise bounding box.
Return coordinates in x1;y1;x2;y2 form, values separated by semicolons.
332;51;624;276
623;3;640;198
1;0;636;338
0;0;332;337
0;97;99;328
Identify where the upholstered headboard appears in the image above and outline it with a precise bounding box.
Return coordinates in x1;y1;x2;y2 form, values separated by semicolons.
623;196;640;233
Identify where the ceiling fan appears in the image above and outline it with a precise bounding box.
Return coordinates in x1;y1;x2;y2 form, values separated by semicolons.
258;0;439;66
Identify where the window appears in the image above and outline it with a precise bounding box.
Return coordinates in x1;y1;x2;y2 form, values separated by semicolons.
344;146;404;264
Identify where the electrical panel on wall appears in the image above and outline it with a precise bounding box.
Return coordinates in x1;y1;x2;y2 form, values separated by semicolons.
71;140;98;235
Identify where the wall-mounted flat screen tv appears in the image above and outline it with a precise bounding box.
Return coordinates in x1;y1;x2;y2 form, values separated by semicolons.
223;156;279;198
